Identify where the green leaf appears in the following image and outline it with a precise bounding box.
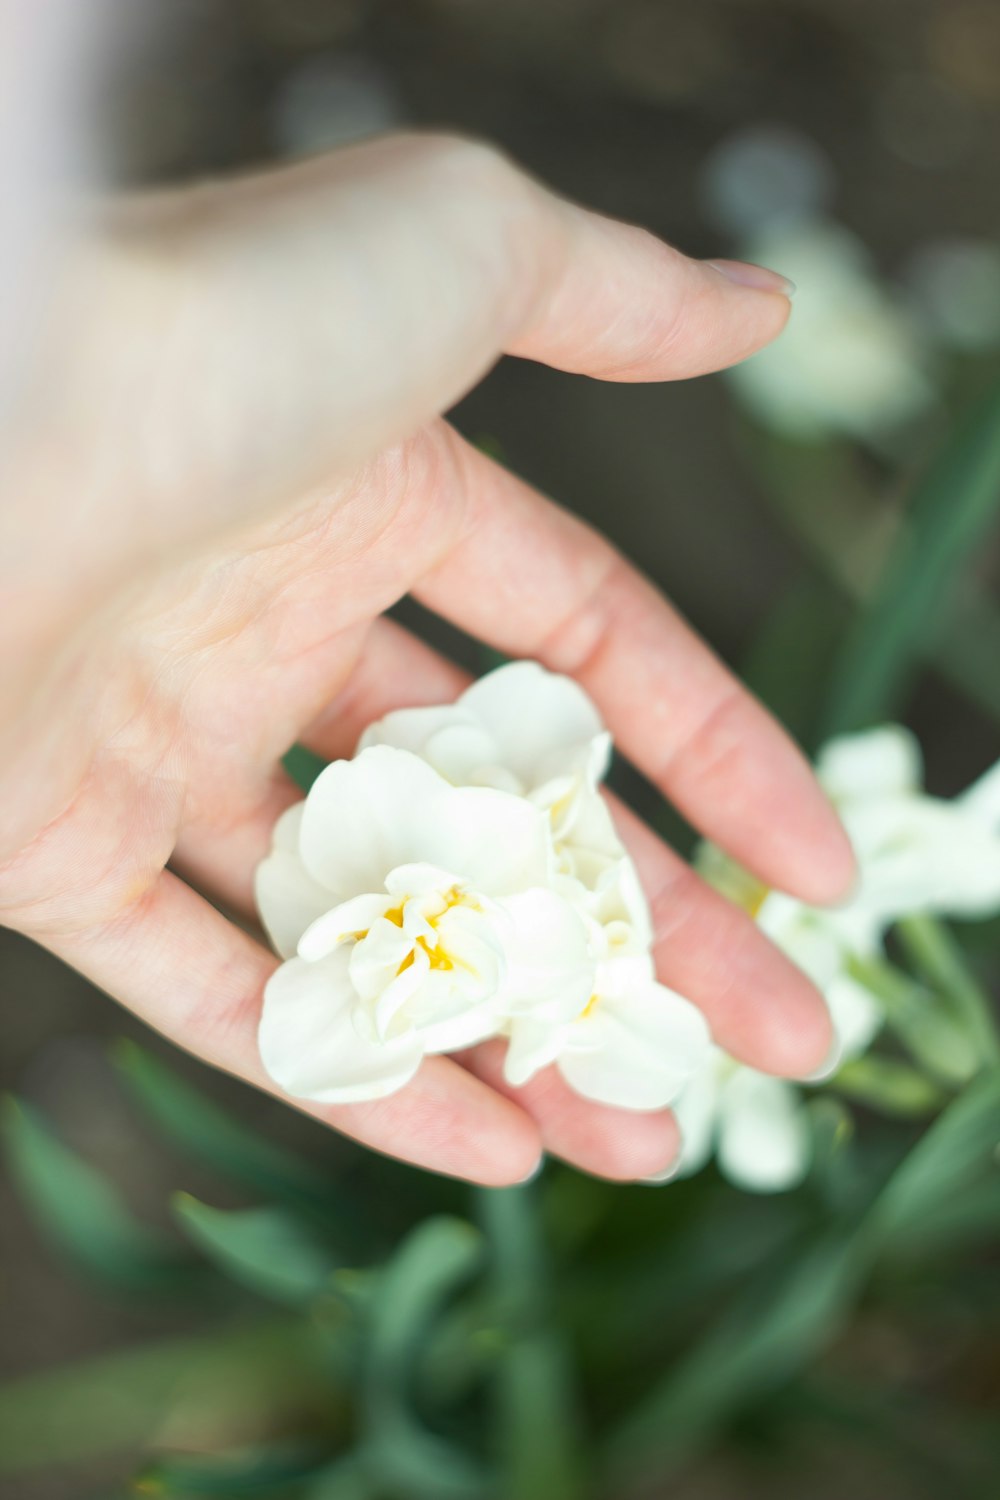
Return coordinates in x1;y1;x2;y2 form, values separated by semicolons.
479;1185;588;1500
0;1320;319;1474
366;1216;484;1398
362;1413;494;1500
1;1097;190;1293
174;1194;340;1306
113;1042;356;1232
741;577;850;749
304;1456;375;1500
605;1229;867;1483
742;422;1000;728
830;1055;947;1117
847;953;980;1085
821;378;1000;735
362;1216;491;1500
134;1443;331;1496
895;916;1000;1069
862;1068;1000;1255
283;744;328;793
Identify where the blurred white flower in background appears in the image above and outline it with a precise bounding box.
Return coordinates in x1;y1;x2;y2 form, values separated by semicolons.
685;724;1000;1191
256;665;709;1109
726;221;934;441
902;238;1000;353
703;125;948;442
674;1051;813;1194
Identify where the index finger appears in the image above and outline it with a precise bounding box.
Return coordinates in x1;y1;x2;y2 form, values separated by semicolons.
414;429;855;906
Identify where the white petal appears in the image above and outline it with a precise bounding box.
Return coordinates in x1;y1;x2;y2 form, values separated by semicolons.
300;746;551;898
272;801;306;853
494;890;594;1022
459;661;607;785
422;724;509;786
503;1016;569;1086
672;1057;725;1177
760;903;845;990
371;942;431;1039
558;973;711;1111
716;1070;811;1192
846;797;1000;920
358;704;484;768
589;853;654;950
258;951;422;1103
348;916;414;1004
818;725;923;803
434;906;506;999
825;974;882;1058
419;1000;503;1054
960;758;1000;830
255;846;335;960
298;892;393;962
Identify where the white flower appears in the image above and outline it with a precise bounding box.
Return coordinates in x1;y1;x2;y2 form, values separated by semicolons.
360;660;622;889
359;659;609;795
702;725;1000;1070
673;1050;812;1194
360;663;711;1107
681;725;1000;1192
509;951;711;1112
726;221;933;441
255;664;715;1115
818;726;1000;932
255;746;594;1104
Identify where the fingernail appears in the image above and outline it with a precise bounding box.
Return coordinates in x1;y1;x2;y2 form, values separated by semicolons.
706;259;797;298
516;1155;545;1185
641;1158;683;1186
802;1035;843;1084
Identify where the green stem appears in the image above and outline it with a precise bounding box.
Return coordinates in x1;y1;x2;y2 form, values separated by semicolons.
477;1184;588;1500
846;953;979;1085
896;915;1000;1069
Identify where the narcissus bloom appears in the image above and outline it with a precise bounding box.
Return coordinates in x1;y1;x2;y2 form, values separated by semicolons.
256;746;593;1103
255;665;712;1110
683;725;1000;1191
673;1050;812;1194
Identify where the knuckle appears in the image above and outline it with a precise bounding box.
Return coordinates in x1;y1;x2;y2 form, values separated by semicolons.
408;131;523;194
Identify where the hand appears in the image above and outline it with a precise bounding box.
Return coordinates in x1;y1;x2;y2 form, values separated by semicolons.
0;134;854;1184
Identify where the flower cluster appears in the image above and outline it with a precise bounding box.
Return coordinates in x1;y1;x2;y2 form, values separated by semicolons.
255;663;710;1109
683;726;1000;1192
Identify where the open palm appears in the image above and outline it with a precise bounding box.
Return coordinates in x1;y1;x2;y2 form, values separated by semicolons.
0;136;853;1183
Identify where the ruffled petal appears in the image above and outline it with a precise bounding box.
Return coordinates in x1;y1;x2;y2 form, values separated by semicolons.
817;725;923;802
826;973;883;1058
558;968;711;1111
960;758;1000;829
298;892;393;962
716;1070;811;1192
504;1017;570;1087
300;746;551;898
419;999;504;1054
845;797;1000;920
255;821;336;961
358;705;483;767
460;661;607;785
495;890;594;1022
258;951;423;1103
672;1056;725;1177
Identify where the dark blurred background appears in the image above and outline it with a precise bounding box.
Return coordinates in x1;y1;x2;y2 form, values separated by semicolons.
2;3;999;1497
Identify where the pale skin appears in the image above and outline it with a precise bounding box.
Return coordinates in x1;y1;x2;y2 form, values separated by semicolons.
0;134;856;1185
